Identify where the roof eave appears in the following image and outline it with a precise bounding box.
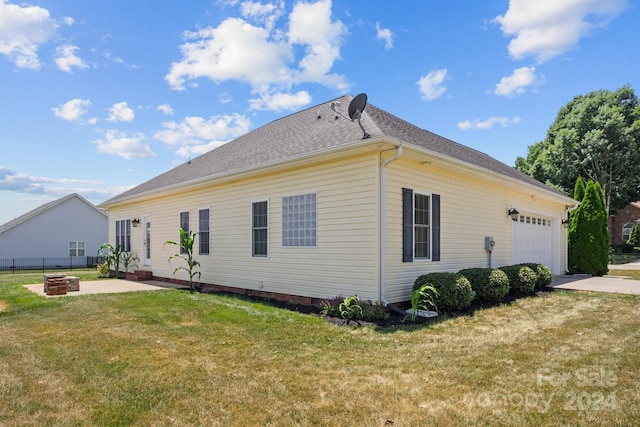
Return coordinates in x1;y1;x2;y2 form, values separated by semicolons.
100;136;392;208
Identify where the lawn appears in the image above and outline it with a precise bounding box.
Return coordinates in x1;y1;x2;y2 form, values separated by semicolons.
1;272;639;426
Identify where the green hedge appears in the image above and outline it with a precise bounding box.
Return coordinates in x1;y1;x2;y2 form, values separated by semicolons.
458;268;510;303
498;265;537;294
413;272;474;312
516;263;552;291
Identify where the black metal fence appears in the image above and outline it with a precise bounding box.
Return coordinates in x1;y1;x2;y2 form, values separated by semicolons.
0;256;104;274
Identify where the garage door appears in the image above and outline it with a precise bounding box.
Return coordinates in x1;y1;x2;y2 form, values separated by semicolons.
512;213;553;268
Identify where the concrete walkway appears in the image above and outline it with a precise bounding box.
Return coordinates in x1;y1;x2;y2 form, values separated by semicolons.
549;261;640;295
24;279;188;298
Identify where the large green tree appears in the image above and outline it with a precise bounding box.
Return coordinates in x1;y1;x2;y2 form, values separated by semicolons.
568;180;609;276
516;86;640;213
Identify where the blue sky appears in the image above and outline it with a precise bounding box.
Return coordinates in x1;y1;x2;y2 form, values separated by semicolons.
1;0;638;224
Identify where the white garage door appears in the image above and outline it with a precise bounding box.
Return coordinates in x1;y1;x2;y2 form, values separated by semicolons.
512;213;553;268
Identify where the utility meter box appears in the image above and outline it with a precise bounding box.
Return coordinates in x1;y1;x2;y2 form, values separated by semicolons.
485;236;496;252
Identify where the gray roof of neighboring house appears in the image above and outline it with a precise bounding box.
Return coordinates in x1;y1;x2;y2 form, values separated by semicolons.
102;94;570;206
0;193;107;234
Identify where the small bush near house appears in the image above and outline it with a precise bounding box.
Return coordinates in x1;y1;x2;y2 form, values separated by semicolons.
320;296;389;322
413;272;475;312
516;263;552;291
498;265;538;295
458;267;509;303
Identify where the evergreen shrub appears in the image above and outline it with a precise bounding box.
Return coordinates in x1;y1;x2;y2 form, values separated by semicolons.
458;267;509;303
413;272;475;312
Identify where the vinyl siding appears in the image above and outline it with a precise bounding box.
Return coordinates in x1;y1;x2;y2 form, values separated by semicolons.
0;196;107;258
106;153;380;301
383;156;568;303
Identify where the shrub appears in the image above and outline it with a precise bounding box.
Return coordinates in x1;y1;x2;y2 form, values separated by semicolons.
516;263;552;291
320;296;389;322
458;267;509;303
413;272;475;312
498;265;538;295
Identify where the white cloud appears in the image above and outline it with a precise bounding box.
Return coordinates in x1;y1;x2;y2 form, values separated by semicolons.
54;45;88;73
494;66;542;97
93;130;156;160
0;0;58;69
494;0;628;63
248;90;311;111
375;22;393;50
107;102;135;122
288;0;347;87
153;113;251;158
240;0;284;31
52;98;92;122
165;0;347;110
457;116;522;130
0;165;106;197
417;68;448;100
157;104;174;115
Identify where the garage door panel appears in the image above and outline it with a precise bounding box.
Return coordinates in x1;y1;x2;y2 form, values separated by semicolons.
512;214;553;268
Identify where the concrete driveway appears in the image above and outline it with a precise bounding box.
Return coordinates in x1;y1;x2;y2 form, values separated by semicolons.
549;261;640;295
24;279;187;297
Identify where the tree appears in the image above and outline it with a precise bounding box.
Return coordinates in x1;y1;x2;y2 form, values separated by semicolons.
568;180;609;276
164;228;201;292
627;224;639;248
516;86;640;213
573;176;586;202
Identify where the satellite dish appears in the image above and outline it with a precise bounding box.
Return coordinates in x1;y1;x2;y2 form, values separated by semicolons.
348;93;368;120
329;93;371;139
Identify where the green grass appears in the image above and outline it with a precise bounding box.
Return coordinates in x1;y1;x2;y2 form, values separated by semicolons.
1;272;639;426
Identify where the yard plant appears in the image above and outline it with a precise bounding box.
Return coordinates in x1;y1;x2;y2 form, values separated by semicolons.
458;267;509;302
413;272;475;312
164;227;201;292
1;271;639;425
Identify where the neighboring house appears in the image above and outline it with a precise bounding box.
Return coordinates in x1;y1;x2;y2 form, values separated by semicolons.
100;94;577;304
0;193;108;262
609;201;640;246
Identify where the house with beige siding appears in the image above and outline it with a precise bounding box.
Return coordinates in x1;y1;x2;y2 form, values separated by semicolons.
100;95;577;304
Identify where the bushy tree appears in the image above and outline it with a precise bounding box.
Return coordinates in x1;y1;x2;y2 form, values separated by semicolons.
516;86;640;213
627;224;640;248
568;180;609;276
574;176;586;202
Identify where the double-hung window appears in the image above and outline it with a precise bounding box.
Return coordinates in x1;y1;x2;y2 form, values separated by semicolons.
179;211;189;254
282;193;317;247
115;219;131;251
402;188;440;262
69;241;85;256
414;193;431;259
252;201;268;257
199;209;210;255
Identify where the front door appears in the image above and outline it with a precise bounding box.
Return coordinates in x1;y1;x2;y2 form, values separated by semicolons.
143;217;151;266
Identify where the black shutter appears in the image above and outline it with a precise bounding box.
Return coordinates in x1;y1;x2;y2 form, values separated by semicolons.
432;194;440;261
402;188;413;262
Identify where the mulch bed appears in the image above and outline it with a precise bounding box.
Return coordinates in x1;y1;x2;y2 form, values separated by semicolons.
195;286;555;328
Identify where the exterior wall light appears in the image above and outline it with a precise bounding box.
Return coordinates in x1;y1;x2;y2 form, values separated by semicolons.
508;208;519;221
132;218;140;227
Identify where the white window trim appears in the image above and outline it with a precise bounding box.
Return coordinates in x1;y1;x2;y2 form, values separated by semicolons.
198;207;211;256
251;199;269;259
413;191;432;261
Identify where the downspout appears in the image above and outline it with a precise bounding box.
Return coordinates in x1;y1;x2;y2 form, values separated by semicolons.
379;143;403;305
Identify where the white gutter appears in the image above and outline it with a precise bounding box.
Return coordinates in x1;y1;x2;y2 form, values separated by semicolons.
379;143;403;305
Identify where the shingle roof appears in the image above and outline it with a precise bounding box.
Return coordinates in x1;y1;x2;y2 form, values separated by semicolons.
102;94;569;206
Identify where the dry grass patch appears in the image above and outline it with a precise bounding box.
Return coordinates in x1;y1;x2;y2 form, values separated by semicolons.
0;274;639;426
